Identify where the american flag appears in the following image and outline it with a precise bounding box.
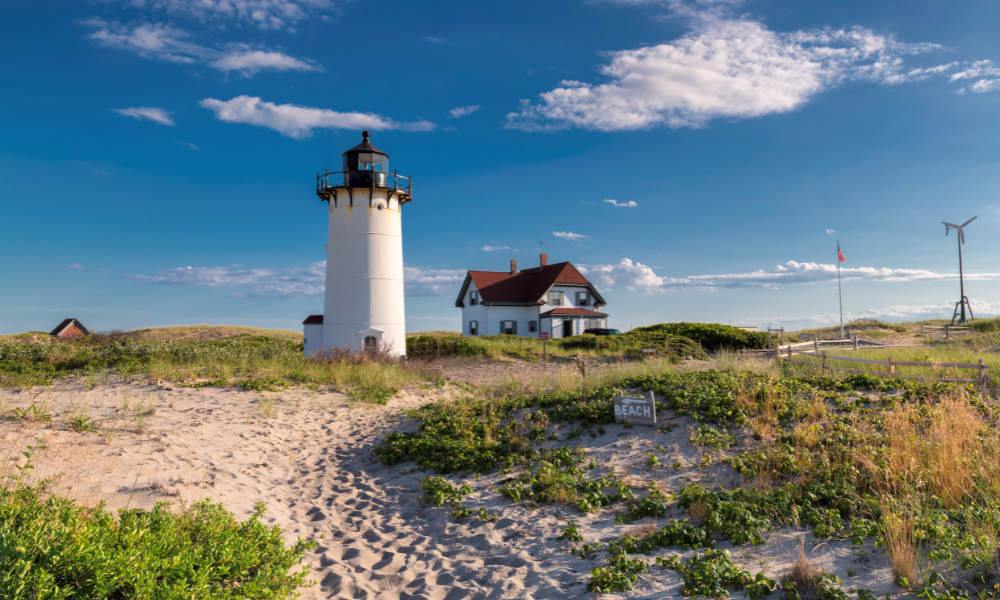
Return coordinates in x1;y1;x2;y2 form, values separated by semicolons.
837;247;846;263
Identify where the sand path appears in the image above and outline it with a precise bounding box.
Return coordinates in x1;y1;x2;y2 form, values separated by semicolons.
1;382;582;600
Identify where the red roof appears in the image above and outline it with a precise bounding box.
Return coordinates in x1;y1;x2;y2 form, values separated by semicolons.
541;308;608;316
466;262;591;304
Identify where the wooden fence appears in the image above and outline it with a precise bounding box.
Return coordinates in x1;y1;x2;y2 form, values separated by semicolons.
777;346;988;391
921;324;974;338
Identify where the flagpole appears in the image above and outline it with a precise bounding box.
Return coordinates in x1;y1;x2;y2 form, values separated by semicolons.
837;240;844;339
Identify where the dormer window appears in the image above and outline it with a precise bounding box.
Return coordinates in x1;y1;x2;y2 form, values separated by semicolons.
547;291;564;306
470;291;478;306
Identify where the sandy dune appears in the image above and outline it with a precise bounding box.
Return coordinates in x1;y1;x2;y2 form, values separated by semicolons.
1;372;897;600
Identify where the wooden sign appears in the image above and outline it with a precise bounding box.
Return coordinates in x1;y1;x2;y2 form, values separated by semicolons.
642;348;655;353
540;332;549;341
613;391;657;426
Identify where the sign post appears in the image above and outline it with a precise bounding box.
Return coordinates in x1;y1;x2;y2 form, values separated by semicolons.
540;332;549;361
613;390;657;426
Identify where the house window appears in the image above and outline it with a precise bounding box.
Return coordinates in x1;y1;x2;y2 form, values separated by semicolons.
548;291;564;306
470;291;478;306
469;320;478;336
528;320;537;333
586;319;601;329
577;291;590;306
364;336;379;349
501;320;517;335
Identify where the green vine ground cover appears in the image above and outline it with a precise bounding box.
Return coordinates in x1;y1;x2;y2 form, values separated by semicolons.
375;369;1000;598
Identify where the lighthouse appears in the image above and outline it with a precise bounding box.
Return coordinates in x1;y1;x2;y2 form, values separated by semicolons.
305;131;412;357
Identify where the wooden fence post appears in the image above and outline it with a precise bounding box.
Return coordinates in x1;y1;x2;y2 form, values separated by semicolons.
787;346;792;363
822;350;827;373
920;324;924;337
979;358;986;394
774;346;779;362
889;356;895;377
814;338;819;351
945;326;950;340
854;337;859;350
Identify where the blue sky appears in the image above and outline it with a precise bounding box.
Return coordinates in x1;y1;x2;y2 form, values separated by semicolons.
3;0;1000;334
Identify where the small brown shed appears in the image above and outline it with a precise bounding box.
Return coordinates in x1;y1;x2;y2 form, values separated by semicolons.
50;318;90;340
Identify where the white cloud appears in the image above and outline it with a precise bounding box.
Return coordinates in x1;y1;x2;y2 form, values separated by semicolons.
134;262;463;297
199;96;436;139
449;105;481;119
947;61;1000;94
506;9;940;131
113;106;175;125
604;199;638;207
970;79;1000;93
403;266;466;296
173;141;199;150
950;60;1000;82
207;45;321;75
553;231;590;241
95;0;334;30
579;258;1000;292
57;264;86;272
482;245;509;251
85;20;320;76
580;258;666;291
826;229;835;235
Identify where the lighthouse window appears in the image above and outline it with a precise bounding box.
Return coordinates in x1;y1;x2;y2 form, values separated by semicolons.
364;336;379;349
469;291;478;306
358;153;386;172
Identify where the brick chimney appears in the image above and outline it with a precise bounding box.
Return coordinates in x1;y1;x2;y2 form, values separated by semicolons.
540;253;548;267
510;258;518;274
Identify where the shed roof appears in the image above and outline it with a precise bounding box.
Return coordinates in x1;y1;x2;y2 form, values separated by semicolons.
49;318;90;337
302;315;324;325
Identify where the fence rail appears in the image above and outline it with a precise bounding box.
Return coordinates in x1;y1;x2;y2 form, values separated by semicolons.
778;346;987;391
921;324;974;338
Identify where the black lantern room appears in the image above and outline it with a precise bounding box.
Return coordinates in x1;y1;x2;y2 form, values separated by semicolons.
316;130;412;205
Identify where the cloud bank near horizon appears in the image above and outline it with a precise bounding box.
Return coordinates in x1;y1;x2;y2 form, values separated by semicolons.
134;263;464;297
579;258;1000;292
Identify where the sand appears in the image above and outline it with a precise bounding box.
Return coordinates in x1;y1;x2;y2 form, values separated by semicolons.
0;365;898;600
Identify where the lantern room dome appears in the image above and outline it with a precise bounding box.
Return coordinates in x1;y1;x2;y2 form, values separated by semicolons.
343;130;389;157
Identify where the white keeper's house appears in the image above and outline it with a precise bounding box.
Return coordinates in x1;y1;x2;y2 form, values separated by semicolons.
454;254;609;338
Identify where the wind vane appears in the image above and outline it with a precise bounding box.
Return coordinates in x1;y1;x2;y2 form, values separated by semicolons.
942;216;976;324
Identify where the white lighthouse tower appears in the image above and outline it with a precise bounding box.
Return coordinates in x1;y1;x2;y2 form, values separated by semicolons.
307;131;412;356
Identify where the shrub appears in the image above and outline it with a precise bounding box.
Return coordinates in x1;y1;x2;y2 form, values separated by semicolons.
406;335;486;358
560;332;707;360
0;488;315;598
630;323;768;351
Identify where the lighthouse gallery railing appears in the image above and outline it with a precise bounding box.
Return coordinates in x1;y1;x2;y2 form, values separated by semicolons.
316;170;412;196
